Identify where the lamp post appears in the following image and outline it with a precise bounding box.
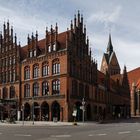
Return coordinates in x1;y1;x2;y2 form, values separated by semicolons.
22;104;24;125
82;98;85;123
32;97;34;125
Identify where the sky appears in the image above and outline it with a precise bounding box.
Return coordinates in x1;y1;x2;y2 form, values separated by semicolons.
0;0;140;72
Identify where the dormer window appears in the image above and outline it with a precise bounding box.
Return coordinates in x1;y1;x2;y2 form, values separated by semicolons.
29;51;32;58
53;44;56;51
48;45;51;52
33;50;36;57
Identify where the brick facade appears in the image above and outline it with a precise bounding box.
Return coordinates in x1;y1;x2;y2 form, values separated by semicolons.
0;12;130;122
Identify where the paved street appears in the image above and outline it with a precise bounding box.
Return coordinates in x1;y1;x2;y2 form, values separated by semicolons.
0;119;140;140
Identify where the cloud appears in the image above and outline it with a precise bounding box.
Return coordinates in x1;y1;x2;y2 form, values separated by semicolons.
87;6;122;29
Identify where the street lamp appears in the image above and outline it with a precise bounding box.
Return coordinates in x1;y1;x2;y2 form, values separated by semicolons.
32;96;34;125
82;98;85;123
22;104;24;125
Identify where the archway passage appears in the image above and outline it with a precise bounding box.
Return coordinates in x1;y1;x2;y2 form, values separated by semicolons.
33;102;40;121
86;104;91;121
51;101;60;121
41;102;49;121
24;103;31;120
75;102;82;121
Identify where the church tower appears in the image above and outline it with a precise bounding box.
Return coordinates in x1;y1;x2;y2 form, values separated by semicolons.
100;34;120;76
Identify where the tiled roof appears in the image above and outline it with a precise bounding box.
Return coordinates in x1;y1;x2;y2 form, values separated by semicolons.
20;31;68;60
127;67;140;89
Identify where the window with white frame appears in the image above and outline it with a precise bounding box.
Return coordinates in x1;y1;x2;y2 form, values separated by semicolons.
42;62;49;76
52;59;60;75
29;51;32;58
33;64;39;78
33;82;39;96
42;81;49;96
24;84;30;97
48;45;51;52
52;79;60;95
52;44;56;51
24;66;30;80
33;50;36;57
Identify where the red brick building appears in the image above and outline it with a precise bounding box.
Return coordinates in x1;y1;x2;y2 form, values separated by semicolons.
127;67;140;116
0;12;130;122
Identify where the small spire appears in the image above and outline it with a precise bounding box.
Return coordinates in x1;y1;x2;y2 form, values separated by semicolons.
32;32;34;39
87;36;89;46
51;25;53;33
36;30;38;42
70;20;73;30
46;26;48;32
84;24;86;34
74;14;76;27
78;10;80;24
14;33;17;44
55;22;58;33
81;14;83;23
27;34;30;44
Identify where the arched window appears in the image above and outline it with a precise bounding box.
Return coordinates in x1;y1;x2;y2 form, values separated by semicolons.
24;66;30;80
42;62;49;76
52;59;60;74
33;64;39;78
42;81;49;96
52;44;56;51
13;69;16;81
52;79;60;95
10;86;15;98
33;82;39;96
24;84;30;97
48;45;51;52
3;87;8;99
13;56;16;64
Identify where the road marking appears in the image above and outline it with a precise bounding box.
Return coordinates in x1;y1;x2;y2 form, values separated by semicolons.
97;133;107;136
51;135;71;138
137;129;140;131
88;134;93;136
14;134;32;137
118;131;131;134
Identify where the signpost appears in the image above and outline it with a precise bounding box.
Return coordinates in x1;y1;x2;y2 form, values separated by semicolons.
82;98;85;124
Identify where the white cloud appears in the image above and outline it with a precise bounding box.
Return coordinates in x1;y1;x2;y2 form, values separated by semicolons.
87;6;122;28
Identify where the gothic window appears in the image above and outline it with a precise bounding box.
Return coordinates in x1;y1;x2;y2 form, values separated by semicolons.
9;70;12;82
29;51;32;58
33;50;36;57
24;66;30;80
13;69;16;81
9;57;12;65
52;58;60;74
33;64;39;78
33;82;39;97
10;86;15;98
52;79;60;95
3;87;8;99
24;84;30;97
48;45;51;52
13;56;15;64
52;44;56;51
42;81;49;96
42;62;49;76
